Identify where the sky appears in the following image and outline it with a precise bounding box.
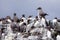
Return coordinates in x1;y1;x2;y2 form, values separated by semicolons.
0;0;60;19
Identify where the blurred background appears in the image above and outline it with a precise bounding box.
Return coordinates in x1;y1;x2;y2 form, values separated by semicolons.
0;0;60;19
